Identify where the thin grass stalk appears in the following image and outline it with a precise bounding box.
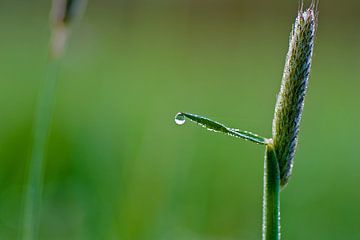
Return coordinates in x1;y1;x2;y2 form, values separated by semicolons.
262;144;280;240
21;1;87;239
22;60;61;240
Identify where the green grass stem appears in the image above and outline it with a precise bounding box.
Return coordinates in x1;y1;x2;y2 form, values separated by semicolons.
262;144;280;240
22;59;60;240
21;2;87;238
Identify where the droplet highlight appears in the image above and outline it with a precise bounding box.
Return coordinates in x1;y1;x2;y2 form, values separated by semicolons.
174;113;186;125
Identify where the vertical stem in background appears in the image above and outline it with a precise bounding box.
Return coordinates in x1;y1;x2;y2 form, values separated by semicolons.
21;1;87;239
22;59;60;240
262;144;280;240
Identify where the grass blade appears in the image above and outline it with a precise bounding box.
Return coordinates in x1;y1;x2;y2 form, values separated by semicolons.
175;112;269;145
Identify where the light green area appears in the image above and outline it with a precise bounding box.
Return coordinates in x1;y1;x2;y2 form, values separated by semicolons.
0;1;360;239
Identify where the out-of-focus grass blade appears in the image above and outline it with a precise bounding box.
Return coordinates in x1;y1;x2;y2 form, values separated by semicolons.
175;112;269;145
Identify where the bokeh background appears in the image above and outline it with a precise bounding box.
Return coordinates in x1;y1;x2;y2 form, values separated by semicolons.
1;0;360;239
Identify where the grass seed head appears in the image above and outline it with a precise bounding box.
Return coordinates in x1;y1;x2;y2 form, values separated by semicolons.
49;0;87;59
272;2;318;188
50;0;87;27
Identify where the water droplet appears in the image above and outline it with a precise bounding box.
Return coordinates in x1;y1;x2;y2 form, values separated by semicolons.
174;113;185;125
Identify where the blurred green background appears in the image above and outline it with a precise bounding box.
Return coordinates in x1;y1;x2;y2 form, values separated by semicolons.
1;0;360;239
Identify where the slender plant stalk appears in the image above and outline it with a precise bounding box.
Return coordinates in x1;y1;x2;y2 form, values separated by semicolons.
262;144;280;240
21;1;87;239
22;60;61;240
174;3;317;240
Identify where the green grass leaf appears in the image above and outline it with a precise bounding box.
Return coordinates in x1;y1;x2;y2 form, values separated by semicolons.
175;112;269;145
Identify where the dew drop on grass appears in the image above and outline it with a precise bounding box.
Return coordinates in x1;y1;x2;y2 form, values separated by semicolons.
174;113;185;125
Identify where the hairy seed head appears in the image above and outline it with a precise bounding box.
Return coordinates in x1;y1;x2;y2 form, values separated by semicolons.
50;0;87;26
272;4;318;188
49;0;87;59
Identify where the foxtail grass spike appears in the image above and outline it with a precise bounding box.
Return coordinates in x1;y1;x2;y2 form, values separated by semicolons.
50;0;87;59
272;3;318;188
175;112;269;145
51;0;87;26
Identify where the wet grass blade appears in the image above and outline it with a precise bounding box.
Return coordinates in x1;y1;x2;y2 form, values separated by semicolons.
175;112;269;145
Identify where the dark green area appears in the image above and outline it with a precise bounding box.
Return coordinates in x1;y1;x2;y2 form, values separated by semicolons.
0;0;360;239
